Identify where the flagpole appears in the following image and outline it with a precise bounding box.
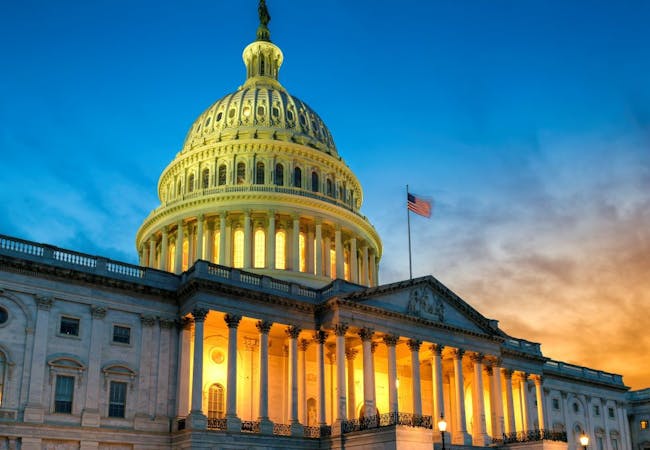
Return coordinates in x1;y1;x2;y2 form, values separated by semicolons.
406;184;412;280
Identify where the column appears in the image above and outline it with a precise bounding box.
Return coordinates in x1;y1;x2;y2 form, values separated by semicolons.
324;236;332;277
349;237;358;283
148;237;156;268
188;308;208;429
315;220;323;276
224;314;242;431
156;320;174;420
267;211;276;269
358;328;376;417
345;349;358;419
431;344;445;430
315;330;329;426
187;224;195;264
160;226;169;271
383;335;399;414
452;348;471;445
503;369;516;435
292;215;300;271
332;322;348;434
470;353;490;446
244;210;252;269
176;318;193;419
174;221;183;274
286;325;303;435
488;363;505;438
531;375;545;431
361;245;369;286
81;305;106;427
256;320;274;434
407;339;423;417
299;339;310;425
370;342;378;416
518;372;531;431
205;219;214;263
369;251;377;287
219;212;227;265
196;214;205;260
334;226;343;279
307;227;315;274
24;296;53;423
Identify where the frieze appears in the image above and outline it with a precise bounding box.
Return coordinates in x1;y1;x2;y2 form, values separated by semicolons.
407;287;444;322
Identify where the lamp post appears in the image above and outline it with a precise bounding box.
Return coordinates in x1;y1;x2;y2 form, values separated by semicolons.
579;432;589;450
438;413;447;450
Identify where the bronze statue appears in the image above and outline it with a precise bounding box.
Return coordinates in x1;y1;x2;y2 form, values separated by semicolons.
256;0;272;41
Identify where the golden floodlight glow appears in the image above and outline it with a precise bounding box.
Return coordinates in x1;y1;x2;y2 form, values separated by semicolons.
579;433;589;447
438;415;447;432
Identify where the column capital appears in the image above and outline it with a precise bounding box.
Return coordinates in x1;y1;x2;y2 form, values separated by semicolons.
430;343;444;356
219;211;227;220
451;348;466;359
514;371;529;382
334;322;348;336
484;366;494;376
160;319;175;329
90;305;107;319
141;315;157;327
198;213;205;221
371;342;379;353
285;325;301;339
178;316;194;330
192;308;210;322
358;327;374;341
162;225;169;235
299;338;311;351
502;368;514;379
407;338;422;352
224;313;242;328
469;352;485;364
530;374;544;385
382;334;399;346
256;320;273;334
345;348;358;360
35;295;53;310
314;330;329;344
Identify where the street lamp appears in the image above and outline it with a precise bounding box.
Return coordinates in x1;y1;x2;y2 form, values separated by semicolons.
579;432;589;450
438;414;447;450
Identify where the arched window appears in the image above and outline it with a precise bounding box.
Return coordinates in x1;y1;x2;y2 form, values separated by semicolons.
233;229;244;268
218;164;227;186
202;168;210;189
260;58;265;76
275;230;286;270
275;163;284;186
299;232;306;272
254;229;265;268
188;174;195;193
256;162;265;185
208;383;225;419
311;171;319;192
326;178;333;196
236;162;246;184
294;167;302;188
0;350;6;406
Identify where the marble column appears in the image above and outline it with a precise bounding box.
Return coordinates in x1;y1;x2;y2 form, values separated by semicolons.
24;296;53;423
407;339;423;416
359;328;377;417
370;251;377;287
160;226;169;271
256;320;274;434
334;227;343;279
286;325;303;436
148;237;156;268
315;220;323;276
174;221;184;274
315;330;329;426
81;305;106;427
531;375;545;431
187;224;195;264
345;348;358;419
361;245;369;286
267;211;276;269
349;238;358;283
196;214;205;260
503;369;517;434
243;210;252;269
518;372;531;432
176;317;193;418
299;339;310;425
188;308;209;429
219;212;227;265
292;215;300;271
487;364;505;438
205;219;214;263
224;314;242;432
332;322;348;434
431;344;445;429
307;228;315;274
470;353;490;445
452;348;471;445
383;335;399;414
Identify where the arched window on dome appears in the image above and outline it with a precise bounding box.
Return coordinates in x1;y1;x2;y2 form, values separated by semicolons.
350;190;355;208
299;232;307;272
202;168;210;189
326;178;333;197
275;163;284;186
208;383;225;419
188;174;195;193
311;172;319;192
260;57;265;76
275;230;286;270
254;229;265;268
236;162;246;185
255;162;265;185
233;229;244;268
294;167;302;188
0;350;6;406
218;164;227;186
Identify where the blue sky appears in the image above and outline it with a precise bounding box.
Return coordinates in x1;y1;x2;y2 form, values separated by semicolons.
1;1;649;388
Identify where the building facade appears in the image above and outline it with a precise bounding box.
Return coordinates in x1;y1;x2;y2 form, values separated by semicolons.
0;3;646;450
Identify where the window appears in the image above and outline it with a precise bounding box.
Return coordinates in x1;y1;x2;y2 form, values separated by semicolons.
294;167;302;188
594;405;600;416
326;178;333;196
233;229;244;268
108;381;127;418
608;407;615;419
54;375;74;413
0;351;6;406
202;168;210;188
256;162;265;185
275;163;284;186
611;438;619;450
254;229;265;268
216;111;223;122
257;105;265;117
642;420;649;430
552;398;560;410
573;402;580;413
236;162;246;184
218;164;227;186
311;172;319;192
272;106;280;118
275;230;286;269
188;174;195;192
208;384;225;419
59;317;79;336
112;325;131;344
0;306;7;324
597;437;604;450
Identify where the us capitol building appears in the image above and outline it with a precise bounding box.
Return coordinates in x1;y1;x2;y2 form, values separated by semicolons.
0;3;648;450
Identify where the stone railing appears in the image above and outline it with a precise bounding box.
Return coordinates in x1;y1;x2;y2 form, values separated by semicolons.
207;418;227;430
503;337;543;356
544;360;625;386
241;420;260;433
272;423;291;436
342;412;432;433
494;429;567;444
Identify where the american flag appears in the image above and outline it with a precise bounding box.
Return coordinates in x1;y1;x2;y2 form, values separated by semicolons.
407;192;432;218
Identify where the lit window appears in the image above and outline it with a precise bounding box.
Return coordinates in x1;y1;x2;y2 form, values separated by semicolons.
59;317;79;336
188;174;195;193
294;167;302;188
330;248;336;278
218;164;227;185
108;381;127;418
213;231;220;264
254;229;265;268
54;375;74;413
311;172;319;192
182;239;189;271
237;162;246;184
233;229;244;268
299;233;306;272
275;163;284;186
256;162;265;185
208;384;225;419
642;420;649;430
0;351;6;406
275;230;286;269
112;326;130;344
202;168;210;188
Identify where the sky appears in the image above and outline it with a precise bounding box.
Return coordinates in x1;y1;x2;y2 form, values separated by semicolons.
1;1;649;389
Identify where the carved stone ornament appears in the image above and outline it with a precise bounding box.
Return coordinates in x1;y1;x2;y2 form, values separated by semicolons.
382;334;399;346
314;329;328;344
334;322;349;336
159;319;175;329
140;315;156;327
299;338;310;351
345;348;358;360
285;325;301;339
90;305;107;319
256;320;273;334
357;327;374;341
35;295;53;311
224;313;242;328
430;343;444;356
406;287;444;322
407;339;422;352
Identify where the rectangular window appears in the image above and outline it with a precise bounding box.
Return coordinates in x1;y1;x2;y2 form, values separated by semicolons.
112;325;131;344
612;438;619;450
594;405;600;416
54;375;74;413
597;437;604;450
642;420;649;430
59;316;79;336
552;398;560;410
108;381;127;418
608;407;616;419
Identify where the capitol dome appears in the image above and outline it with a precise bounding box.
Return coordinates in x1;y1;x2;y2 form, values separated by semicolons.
136;4;381;288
